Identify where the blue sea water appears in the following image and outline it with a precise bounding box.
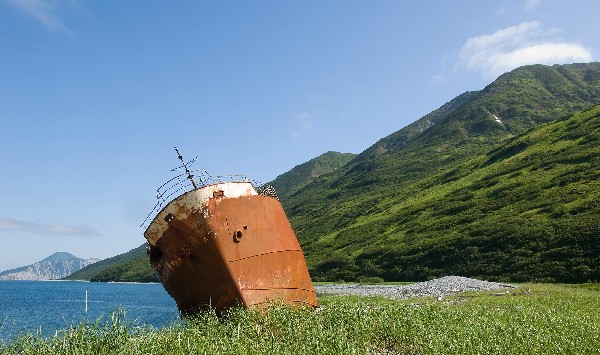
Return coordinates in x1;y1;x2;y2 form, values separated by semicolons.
0;280;180;342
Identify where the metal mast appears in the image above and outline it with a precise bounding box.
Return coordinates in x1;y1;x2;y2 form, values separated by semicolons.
174;147;199;189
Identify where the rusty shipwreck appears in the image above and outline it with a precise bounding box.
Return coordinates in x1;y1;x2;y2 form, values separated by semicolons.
142;148;318;315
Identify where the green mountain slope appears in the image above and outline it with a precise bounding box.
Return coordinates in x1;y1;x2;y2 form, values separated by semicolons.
63;245;157;282
278;63;600;283
285;63;600;245
306;105;600;282
270;151;356;198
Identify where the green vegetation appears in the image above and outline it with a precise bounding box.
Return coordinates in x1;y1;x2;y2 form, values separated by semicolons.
283;63;600;283
270;151;356;198
300;105;600;283
3;284;599;354
64;245;157;283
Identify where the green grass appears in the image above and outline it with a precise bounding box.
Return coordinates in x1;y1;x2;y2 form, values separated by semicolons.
2;284;599;354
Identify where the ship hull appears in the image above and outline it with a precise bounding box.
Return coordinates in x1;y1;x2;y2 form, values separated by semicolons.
144;182;317;314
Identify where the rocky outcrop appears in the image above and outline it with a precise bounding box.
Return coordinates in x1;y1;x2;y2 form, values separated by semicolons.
0;252;100;280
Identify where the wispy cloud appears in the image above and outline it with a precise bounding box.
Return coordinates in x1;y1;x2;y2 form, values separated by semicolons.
524;0;542;10
0;217;98;236
456;21;593;79
430;74;445;85
5;0;82;32
291;112;313;140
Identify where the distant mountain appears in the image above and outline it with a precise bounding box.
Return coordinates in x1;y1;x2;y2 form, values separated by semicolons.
63;244;157;282
270;151;356;198
0;252;100;280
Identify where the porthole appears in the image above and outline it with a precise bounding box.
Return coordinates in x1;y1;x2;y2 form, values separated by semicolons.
233;229;243;243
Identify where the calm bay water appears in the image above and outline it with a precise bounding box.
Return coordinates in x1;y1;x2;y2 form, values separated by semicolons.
0;280;180;341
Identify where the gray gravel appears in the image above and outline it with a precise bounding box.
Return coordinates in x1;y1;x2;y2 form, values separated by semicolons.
314;276;516;300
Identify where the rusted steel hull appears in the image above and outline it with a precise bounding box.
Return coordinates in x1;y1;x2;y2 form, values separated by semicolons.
144;182;318;314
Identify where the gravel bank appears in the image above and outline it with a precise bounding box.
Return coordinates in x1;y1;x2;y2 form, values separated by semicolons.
314;276;516;300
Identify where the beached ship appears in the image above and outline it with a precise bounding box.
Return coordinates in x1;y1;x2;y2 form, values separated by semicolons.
142;148;318;315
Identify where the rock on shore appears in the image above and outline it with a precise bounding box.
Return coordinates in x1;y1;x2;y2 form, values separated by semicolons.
314;276;516;300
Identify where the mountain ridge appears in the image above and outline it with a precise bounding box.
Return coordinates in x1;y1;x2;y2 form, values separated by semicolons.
0;252;100;280
63;245;157;282
270;151;356;198
284;62;600;242
281;62;600;282
306;104;599;282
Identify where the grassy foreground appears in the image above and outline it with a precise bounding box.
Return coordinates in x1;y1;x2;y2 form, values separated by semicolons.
2;284;598;354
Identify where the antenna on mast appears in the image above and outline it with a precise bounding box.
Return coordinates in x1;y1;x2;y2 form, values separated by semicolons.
174;147;200;189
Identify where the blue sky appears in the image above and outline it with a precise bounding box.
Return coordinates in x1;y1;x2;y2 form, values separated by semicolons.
1;0;598;270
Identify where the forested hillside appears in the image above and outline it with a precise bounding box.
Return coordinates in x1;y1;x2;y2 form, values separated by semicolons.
282;63;600;283
303;105;600;282
270;151;356;198
64;245;157;282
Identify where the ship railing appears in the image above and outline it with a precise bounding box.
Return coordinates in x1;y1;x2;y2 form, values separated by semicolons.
140;169;260;229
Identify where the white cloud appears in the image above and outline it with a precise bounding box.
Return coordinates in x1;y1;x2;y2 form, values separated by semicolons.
5;0;81;32
0;217;98;236
291;112;313;140
456;21;593;79
495;7;508;16
430;74;445;85
524;0;542;10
